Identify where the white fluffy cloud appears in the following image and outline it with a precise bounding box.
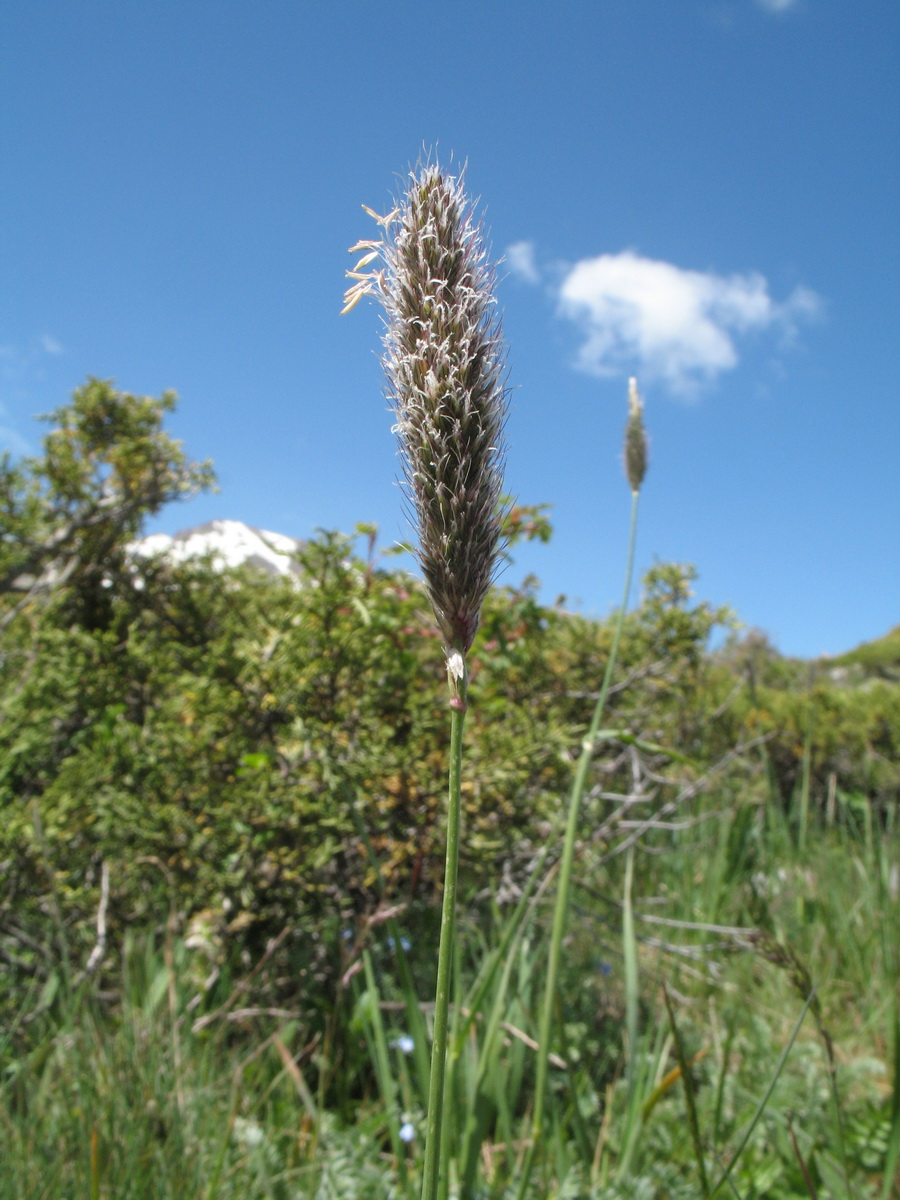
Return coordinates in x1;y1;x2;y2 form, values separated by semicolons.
507;245;819;394
504;240;540;284
755;0;799;11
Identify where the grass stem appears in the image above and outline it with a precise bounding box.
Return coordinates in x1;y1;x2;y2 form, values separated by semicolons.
516;489;640;1198
420;675;468;1200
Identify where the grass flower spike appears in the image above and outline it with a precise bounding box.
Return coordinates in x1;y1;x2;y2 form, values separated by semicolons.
345;162;508;667
625;376;648;494
345;160;508;1200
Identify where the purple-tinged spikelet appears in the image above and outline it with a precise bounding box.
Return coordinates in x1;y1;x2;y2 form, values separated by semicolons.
624;377;648;494
345;163;508;659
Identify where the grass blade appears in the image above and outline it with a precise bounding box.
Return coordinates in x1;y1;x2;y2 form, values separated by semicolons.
709;989;815;1198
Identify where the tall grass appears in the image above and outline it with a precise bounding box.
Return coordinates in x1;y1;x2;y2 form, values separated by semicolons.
2;783;897;1198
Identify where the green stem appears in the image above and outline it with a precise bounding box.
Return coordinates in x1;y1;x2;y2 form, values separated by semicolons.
420;670;468;1200
662;983;709;1197
518;489;640;1198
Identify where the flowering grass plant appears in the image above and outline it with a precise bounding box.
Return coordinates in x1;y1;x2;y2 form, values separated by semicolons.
345;160;510;1200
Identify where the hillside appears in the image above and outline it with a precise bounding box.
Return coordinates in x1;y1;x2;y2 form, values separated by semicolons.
829;623;900;679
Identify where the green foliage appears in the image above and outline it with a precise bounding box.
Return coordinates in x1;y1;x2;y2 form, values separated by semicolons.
831;625;900;678
2;442;896;1008
1;382;898;1197
1;377;214;624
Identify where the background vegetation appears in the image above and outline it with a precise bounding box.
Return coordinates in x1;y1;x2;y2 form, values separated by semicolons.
1;382;898;1197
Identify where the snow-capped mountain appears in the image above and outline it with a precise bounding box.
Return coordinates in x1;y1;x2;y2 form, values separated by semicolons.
131;520;303;578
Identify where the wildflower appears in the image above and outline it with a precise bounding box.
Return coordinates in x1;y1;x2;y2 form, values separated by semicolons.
392;1034;415;1055
624;377;648;493
345;161;509;664
399;1121;416;1143
232;1117;264;1148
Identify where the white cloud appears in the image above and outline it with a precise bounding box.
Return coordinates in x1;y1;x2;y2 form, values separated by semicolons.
505;240;540;284
553;250;819;394
755;0;799;11
41;334;63;355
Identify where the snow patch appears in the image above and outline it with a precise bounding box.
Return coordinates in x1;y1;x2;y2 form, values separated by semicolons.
131;519;303;577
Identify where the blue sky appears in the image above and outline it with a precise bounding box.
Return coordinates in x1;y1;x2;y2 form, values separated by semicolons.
2;0;897;658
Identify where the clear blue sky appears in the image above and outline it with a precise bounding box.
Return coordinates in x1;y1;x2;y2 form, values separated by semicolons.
2;0;897;658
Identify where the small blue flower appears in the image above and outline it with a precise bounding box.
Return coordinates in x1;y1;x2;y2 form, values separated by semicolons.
386;936;412;953
598;961;613;977
341;928;353;942
391;1034;415;1055
399;1121;415;1143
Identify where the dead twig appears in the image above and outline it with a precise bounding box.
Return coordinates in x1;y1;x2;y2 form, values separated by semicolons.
72;861;109;988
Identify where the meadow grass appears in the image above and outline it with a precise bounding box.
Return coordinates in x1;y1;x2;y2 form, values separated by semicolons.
2;789;897;1198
